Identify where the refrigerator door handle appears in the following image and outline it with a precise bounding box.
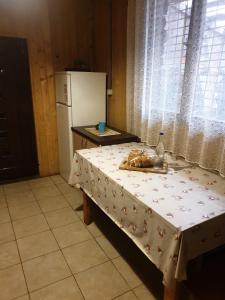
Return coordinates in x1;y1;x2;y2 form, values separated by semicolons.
56;102;71;107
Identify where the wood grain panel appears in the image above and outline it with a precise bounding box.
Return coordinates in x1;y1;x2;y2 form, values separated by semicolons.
92;0;127;131
47;0;93;72
109;0;127;130
93;0;111;78
0;0;58;176
0;0;128;178
0;0;95;177
92;0;111;124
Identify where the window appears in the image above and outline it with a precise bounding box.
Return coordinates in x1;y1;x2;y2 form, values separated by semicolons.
127;0;225;175
155;0;225;121
194;0;225;121
160;0;192;113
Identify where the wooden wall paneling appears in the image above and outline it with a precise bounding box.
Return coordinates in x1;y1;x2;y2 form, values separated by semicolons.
0;0;129;176
92;0;112;124
28;1;47;176
74;0;94;71
92;0;128;131
47;0;93;72
109;0;127;131
25;0;58;176
36;0;59;175
0;0;59;176
93;0;111;76
0;0;129;177
48;0;74;71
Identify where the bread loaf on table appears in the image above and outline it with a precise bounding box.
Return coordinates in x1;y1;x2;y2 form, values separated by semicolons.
127;149;161;168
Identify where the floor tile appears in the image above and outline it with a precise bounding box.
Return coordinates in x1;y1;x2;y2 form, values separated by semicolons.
113;257;142;289
0;196;7;209
4;181;30;193
63;239;108;274
0;207;10;224
17;230;59;261
13;214;49;239
9;201;41;221
28;177;54;189
0;264;27;300
6;191;36;206
115;291;138;300
0;241;20;269
15;295;30;300
87;222;104;237
30;276;83;300
0;222;15;244
32;185;60;200
23;251;71;292
45;207;79;228
53;221;92;248
38;195;69;212
96;235;120;259
50;175;65;184
133;284;156;300
64;190;83;210
76;209;84;220
75;261;129;300
56;183;76;195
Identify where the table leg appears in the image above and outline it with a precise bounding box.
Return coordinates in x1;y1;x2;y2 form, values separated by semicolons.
164;282;181;300
82;192;92;225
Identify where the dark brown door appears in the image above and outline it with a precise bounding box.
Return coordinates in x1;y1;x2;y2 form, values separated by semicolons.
0;36;38;181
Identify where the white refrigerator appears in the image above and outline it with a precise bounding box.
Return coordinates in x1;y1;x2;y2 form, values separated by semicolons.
55;71;106;181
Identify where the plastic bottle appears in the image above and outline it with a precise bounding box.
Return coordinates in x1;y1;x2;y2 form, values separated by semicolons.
155;132;165;163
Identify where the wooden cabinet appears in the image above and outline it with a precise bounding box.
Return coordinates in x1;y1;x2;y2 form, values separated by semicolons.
86;139;97;149
73;132;83;151
73;132;97;152
72;126;140;155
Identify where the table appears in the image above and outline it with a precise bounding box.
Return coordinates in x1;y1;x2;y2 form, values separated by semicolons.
69;142;225;299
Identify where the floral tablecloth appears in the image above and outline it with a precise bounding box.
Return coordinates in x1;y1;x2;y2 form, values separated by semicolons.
69;143;225;287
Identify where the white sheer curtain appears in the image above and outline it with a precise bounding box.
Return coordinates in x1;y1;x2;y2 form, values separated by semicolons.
127;0;225;176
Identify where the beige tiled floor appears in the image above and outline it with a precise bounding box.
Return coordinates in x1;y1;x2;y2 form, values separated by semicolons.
0;175;160;300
